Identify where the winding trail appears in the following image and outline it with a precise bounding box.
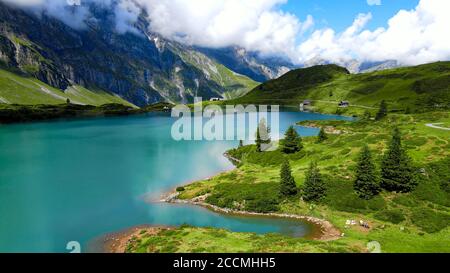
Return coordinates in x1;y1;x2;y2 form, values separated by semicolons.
425;123;450;131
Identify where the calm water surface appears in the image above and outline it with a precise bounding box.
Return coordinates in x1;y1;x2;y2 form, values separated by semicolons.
0;112;351;252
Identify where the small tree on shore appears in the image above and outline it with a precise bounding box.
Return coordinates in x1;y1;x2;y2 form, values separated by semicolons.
303;162;326;202
380;127;416;193
281;126;303;154
376;100;388;120
239;139;244;148
255;118;271;152
317;127;328;143
354;145;380;199
280;160;298;197
363;110;372;120
66;98;71;104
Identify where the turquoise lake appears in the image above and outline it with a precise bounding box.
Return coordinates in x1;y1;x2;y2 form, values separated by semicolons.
0;112;352;252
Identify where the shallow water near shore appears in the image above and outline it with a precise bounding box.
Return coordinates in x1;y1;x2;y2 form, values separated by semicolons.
0;112;351;252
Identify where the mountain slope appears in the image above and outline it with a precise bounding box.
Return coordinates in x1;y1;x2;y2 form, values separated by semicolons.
233;62;450;113
0;2;258;106
197;46;294;82
0;67;136;106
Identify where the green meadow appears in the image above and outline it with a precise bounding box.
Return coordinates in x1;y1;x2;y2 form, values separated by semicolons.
130;112;450;253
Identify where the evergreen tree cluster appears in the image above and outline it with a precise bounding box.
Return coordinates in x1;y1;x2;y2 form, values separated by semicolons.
353;127;416;199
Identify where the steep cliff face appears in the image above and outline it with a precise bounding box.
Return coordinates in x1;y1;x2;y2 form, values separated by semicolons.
197;46;294;82
0;2;258;106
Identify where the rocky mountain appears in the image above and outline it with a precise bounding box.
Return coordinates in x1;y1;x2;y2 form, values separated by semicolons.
0;2;259;106
197;46;294;82
303;57;399;74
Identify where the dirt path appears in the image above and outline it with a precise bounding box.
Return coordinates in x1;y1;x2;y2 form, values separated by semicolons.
425;123;450;131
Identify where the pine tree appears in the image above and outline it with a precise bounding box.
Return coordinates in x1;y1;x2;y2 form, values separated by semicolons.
280;160;298;196
303;162;326;202
255;118;271;152
281;126;303;154
376;100;388;120
363;110;371;120
317;127;328;143
380;127;416;193
239;140;244;148
354;145;380;199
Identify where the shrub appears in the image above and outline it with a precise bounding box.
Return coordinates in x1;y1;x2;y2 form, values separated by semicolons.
227;145;255;161
367;196;386;211
374;209;406;224
246;150;286;167
392;195;418;207
206;182;280;213
176;186;185;192
411;208;450;233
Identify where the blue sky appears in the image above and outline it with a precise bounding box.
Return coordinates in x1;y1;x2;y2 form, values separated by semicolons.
282;0;420;33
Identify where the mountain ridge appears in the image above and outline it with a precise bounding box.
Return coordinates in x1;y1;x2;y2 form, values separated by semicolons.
0;2;262;106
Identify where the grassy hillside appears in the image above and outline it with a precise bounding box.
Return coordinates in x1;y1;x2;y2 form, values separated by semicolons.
232;62;450;116
0;68;136;107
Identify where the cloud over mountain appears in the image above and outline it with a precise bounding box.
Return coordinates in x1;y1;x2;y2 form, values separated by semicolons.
1;0;450;66
297;0;450;65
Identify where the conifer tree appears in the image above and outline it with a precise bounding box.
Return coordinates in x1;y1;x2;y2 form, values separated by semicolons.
282;126;303;154
303;162;326;202
354;145;380;199
280;160;298;196
376;100;388;120
239;139;244;148
255;118;271;152
380;128;416;192
317;127;328;143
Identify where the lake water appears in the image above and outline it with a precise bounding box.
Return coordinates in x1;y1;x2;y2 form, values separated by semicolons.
0;112;351;252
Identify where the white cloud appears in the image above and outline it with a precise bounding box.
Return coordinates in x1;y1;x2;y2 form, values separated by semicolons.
136;0;305;58
367;0;381;6
296;0;450;65
0;0;308;59
1;0;450;66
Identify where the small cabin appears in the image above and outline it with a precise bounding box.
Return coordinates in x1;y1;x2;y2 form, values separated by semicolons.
303;100;312;106
339;101;350;108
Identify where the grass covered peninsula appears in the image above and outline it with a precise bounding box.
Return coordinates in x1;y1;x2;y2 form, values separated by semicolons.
124;111;450;253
